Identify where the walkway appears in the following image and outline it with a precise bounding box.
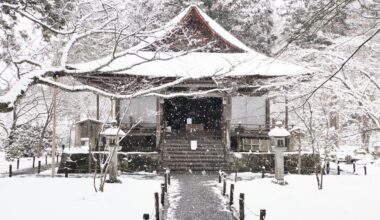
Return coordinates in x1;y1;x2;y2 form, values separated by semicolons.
167;173;233;220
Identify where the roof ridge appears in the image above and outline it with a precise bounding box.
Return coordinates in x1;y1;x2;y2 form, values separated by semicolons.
130;5;251;53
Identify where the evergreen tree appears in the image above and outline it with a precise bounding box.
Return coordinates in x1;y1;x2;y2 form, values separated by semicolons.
4;123;52;159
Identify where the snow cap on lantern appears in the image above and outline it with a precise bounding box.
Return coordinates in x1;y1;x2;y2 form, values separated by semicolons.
268;121;290;148
100;127;126;147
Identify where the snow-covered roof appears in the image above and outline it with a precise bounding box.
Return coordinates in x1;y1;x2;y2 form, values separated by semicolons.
69;5;311;78
72;51;309;78
76;118;103;124
132;4;251;52
100;127;126;136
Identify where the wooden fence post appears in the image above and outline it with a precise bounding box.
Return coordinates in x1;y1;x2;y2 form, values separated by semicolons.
229;184;234;206
32;156;35;168
364;165;367;175
168;173;171;185
239;193;245;220
37;161;41;174
326;161;330;174
260;209;266;220
143;213;150;220
9;164;12;177
219;172;222;183
65;167;68;178
17;158;20;170
154;192;159;220
261;166;265;178
45;155;48;165
164;174;168;193
337;165;340;175
56;154;59;164
223;179;226;196
161;183;165;206
353;162;356;173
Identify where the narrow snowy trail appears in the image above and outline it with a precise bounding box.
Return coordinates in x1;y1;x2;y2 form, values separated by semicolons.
167;173;233;220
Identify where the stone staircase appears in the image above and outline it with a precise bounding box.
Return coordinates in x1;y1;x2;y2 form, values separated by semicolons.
162;133;229;171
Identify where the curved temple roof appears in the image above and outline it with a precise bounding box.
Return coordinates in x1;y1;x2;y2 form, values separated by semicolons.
70;5;310;78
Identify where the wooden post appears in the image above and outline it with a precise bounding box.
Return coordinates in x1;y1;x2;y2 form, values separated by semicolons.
364;165;367;175
326;161;330;175
261;166;265;178
239;193;245;220
37;161;41;174
32;156;35;168
337;165;340;175
9;164;12;177
160;183;165;206
218;172;222;183
235;170;237;182
164;174;168;193
56;154;59;164
285;95;288;128
265;98;270;130
229;184;234;206
168;173;171;185
51;83;57;177
17;158;20;170
96;95;100;120
65;167;68;178
45;155;48;165
143;214;150;220
154;193;159;220
260;209;266;220
223;179;226;196
353;162;356;173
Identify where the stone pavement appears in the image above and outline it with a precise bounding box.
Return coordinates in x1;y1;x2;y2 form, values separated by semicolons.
166;173;233;220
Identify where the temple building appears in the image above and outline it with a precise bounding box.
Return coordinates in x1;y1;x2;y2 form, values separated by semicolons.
71;5;309;171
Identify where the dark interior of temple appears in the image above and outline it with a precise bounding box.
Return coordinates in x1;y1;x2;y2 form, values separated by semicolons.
163;97;223;132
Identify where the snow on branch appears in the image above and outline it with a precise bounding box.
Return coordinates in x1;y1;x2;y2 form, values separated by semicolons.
0;3;75;35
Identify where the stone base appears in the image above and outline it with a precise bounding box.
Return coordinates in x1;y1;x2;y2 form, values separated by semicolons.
105;179;122;184
271;179;288;185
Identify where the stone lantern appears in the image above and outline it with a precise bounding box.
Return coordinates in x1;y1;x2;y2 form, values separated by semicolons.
100;126;125;183
268;121;290;185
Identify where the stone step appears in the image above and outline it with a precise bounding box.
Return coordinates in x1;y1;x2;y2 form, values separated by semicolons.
164;158;225;166
165;147;224;151
164;142;223;146
163;153;225;158
163;163;230;171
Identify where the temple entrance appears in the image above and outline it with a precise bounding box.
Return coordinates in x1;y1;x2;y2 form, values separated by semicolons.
163;97;223;133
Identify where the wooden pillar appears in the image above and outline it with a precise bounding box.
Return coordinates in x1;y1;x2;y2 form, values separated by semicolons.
115;98;121;125
285;95;288;129
223;95;232;151
96;95;100;120
156;97;164;149
265;98;271;130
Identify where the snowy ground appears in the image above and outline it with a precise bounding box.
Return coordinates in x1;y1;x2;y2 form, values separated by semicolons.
0;152;54;174
0;173;164;220
213;161;380;220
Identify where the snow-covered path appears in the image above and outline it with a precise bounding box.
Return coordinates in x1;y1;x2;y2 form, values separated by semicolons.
166;173;233;220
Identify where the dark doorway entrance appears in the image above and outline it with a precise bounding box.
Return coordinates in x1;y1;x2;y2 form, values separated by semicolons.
164;97;223;132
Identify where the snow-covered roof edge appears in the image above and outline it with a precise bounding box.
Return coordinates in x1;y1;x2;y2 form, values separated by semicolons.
131;4;251;52
76;118;103;124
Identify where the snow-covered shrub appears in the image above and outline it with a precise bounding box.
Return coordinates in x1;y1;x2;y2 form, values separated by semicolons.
4;124;52;160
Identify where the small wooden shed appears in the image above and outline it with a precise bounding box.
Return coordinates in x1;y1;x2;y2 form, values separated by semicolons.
74;119;103;150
